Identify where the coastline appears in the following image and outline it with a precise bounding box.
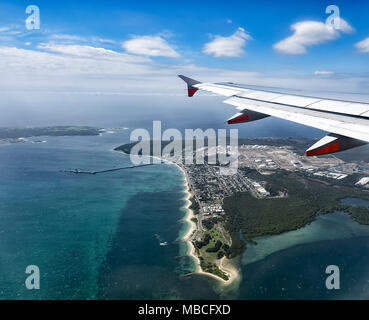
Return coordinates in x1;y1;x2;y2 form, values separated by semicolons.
173;162;240;285
113;148;240;285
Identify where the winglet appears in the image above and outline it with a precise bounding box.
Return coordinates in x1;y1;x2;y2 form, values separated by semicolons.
178;75;201;97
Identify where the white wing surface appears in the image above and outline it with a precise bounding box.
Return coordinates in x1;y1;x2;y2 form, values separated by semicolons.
179;75;369;156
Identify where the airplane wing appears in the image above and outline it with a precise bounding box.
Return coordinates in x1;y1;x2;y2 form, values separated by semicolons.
178;75;369;156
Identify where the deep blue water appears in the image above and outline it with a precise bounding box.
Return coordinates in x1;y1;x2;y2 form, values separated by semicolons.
1;133;369;299
0;132;219;299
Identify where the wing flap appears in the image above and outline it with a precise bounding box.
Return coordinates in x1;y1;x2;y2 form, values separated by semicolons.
195;81;369;117
269;95;321;107
196;83;246;97
179;75;369;154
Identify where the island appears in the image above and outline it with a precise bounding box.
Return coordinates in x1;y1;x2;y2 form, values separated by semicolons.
115;138;369;284
0;126;103;145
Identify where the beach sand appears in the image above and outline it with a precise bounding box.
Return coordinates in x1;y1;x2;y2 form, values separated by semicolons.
114;149;240;285
174;162;240;285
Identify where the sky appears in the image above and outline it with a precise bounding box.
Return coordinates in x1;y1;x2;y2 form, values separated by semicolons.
0;0;369;132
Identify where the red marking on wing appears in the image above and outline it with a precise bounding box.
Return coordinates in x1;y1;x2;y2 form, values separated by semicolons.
306;141;340;156
188;88;198;97
227;113;249;124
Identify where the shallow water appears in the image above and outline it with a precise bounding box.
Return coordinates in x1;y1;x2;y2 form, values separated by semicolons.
1;133;369;299
0;133;216;299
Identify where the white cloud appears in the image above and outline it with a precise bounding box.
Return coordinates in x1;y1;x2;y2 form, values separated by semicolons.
37;43;149;63
203;27;252;58
0;44;262;96
50;34;87;42
336;18;355;34
0;25;27;43
0;44;158;95
0;27;10;33
0;41;367;103
274;18;354;54
355;37;369;53
122;35;180;58
314;70;334;75
0;26;23;36
49;34;116;45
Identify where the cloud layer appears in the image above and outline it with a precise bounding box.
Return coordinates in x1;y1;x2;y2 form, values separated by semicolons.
274;18;354;54
0;23;367;100
203;27;252;57
314;70;334;75
122;35;180;58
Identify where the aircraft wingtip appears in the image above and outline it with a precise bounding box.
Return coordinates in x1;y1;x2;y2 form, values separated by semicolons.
178;75;201;97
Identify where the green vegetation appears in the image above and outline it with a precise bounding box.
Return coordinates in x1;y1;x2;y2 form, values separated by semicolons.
0;126;102;139
199;258;229;281
191;217;198;223
116;138;369;277
116;139;220;154
115;140;171;155
344;206;369;225
226;232;246;259
206;240;222;253
189;197;200;215
195;233;211;249
193;219;231;279
202;217;221;230
223;170;369;256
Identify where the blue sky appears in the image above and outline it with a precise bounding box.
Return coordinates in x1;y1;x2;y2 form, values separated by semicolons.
0;0;369;127
1;0;369;74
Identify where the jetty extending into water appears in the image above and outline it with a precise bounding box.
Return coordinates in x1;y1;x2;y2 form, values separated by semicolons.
61;163;156;175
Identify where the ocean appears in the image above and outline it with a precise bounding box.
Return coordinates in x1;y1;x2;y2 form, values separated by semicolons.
1;131;369;300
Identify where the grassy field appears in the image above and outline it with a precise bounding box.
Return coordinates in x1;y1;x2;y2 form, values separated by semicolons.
195;221;230;280
199;224;227;260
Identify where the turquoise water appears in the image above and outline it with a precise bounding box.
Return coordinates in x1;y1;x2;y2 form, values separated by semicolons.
240;211;369;299
0;133;218;299
239;236;369;299
1;133;369;299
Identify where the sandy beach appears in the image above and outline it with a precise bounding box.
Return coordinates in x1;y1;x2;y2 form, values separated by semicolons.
114;148;240;285
174;162;240;285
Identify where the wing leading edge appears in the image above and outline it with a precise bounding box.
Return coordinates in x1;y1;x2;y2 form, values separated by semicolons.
178;75;369;156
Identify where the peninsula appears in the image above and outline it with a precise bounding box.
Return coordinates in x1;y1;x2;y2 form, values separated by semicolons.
0;126;103;145
115;139;369;284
